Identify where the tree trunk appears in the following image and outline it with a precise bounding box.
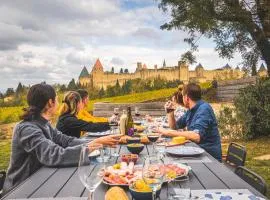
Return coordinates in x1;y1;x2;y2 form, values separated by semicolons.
248;26;270;76
257;38;270;76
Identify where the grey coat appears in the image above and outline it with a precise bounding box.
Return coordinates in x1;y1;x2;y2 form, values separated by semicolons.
3;116;87;193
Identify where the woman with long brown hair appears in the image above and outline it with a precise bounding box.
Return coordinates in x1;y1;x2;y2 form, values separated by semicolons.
56;91;110;138
3;83;119;193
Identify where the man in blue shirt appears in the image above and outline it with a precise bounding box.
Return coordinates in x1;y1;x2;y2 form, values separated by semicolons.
158;83;222;161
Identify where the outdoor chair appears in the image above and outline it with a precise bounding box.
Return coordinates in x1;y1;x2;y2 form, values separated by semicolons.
223;142;246;170
0;171;6;197
235;166;267;195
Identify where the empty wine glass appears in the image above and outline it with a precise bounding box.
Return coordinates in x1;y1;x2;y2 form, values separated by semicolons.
142;155;165;200
110;125;119;157
135;107;140;118
155;137;167;159
78;143;105;200
113;107;120;122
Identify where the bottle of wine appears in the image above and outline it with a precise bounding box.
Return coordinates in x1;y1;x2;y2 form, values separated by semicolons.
126;106;134;135
119;110;127;135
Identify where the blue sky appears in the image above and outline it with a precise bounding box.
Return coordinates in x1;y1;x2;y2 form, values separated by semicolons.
0;0;247;92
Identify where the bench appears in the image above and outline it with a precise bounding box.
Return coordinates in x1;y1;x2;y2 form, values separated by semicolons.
93;102;166;117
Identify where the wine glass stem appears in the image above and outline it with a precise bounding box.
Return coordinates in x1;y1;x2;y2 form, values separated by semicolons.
152;188;157;200
88;191;93;200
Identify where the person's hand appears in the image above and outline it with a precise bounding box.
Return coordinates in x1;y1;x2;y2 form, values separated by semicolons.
155;127;175;137
93;134;121;146
87;142;103;152
164;100;175;113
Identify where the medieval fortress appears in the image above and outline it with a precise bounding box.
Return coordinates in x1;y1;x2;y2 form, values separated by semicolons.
78;59;268;89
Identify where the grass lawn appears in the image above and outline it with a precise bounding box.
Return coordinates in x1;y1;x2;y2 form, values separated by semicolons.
0;139;11;171
222;137;270;198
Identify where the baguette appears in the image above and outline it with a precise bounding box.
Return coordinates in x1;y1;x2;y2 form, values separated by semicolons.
105;186;129;200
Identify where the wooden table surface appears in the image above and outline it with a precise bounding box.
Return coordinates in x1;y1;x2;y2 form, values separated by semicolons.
1;142;265;200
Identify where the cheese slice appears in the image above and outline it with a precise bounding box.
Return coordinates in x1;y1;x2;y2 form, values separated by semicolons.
172;136;186;144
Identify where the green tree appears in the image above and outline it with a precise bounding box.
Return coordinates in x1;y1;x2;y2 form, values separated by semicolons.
98;86;105;98
124;68;129;73
158;0;270;75
106;85;116;97
111;67;114;73
5;88;15;97
67;78;77;90
59;84;67;92
122;80;132;94
15;82;24;97
120;68;123;74
115;79;122;95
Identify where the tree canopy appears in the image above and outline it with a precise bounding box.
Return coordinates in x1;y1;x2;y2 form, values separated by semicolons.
158;0;270;75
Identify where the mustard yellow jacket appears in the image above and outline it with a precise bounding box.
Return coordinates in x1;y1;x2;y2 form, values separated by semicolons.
77;109;108;123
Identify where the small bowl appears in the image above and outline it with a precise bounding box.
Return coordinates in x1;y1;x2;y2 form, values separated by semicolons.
121;154;139;164
127;137;141;144
129;185;161;200
127;143;144;154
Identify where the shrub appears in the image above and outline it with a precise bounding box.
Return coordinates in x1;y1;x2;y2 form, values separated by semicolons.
217;106;243;140
234;78;270;139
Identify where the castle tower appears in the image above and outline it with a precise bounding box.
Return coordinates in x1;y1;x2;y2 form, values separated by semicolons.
92;58;104;72
163;59;166;68
178;61;189;83
78;66;91;87
136;62;142;71
195;63;204;77
91;58;104;88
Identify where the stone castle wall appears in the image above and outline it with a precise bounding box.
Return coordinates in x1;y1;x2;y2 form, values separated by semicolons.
79;60;267;89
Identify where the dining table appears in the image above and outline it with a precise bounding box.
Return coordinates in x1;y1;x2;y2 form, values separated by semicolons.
1;136;267;200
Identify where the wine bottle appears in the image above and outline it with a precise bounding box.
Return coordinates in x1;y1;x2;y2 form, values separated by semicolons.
126;106;134;135
119;110;127;135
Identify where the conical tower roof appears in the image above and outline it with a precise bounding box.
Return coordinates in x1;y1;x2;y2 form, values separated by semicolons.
79;66;89;78
259;63;266;72
195;63;203;70
92;58;104;72
224;63;231;69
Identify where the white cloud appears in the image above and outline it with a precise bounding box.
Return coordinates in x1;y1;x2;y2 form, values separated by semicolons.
0;0;246;91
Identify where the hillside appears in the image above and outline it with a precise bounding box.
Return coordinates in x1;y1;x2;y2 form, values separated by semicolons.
0;88;177;124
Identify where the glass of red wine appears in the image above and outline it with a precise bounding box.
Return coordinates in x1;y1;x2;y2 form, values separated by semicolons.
146;128;160;154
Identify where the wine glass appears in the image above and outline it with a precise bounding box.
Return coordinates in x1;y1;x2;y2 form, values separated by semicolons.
134;107;140;120
113;107;119;116
78;143;105;200
110;125;119;157
143;155;165;200
155;137;167;159
146;127;160;154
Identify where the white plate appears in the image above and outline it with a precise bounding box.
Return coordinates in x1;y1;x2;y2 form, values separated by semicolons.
86;130;111;137
166;146;205;157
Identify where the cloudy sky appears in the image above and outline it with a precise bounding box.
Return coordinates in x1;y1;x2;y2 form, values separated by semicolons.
0;0;245;92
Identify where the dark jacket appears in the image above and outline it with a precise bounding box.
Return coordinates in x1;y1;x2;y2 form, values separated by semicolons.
3;116;86;193
56;113;110;138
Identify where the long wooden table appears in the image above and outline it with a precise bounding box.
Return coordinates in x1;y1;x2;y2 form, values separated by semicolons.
1;142;266;199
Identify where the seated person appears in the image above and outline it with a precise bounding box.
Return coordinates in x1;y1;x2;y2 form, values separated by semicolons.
3;83;119;193
165;89;186;121
77;89;109;123
158;83;222;161
56;91;110;138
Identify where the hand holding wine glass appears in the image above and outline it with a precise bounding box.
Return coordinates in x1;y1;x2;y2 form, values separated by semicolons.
164;100;175;113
